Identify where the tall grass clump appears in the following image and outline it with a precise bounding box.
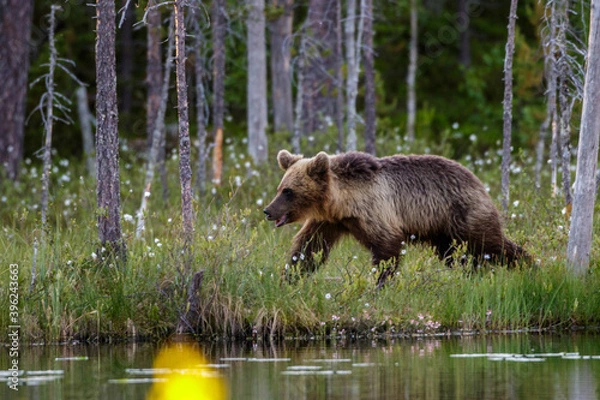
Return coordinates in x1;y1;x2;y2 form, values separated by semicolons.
0;132;599;342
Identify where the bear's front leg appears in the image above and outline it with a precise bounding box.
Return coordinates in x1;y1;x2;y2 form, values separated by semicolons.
371;248;402;289
286;220;344;281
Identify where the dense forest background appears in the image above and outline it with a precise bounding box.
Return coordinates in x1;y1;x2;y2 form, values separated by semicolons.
20;0;577;160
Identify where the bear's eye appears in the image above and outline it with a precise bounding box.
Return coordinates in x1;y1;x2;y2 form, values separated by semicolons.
282;188;293;197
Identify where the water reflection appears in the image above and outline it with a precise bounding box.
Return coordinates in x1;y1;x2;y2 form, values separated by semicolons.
1;334;599;399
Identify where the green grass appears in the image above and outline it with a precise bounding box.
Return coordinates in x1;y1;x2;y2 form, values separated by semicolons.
1;132;599;342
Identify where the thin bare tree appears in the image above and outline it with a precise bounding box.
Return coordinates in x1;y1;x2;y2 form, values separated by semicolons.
269;0;294;134
40;5;59;234
567;0;600;274
211;0;226;186
137;15;174;239
292;34;307;153
335;0;345;152
247;0;269;164
538;0;586;200
363;0;376;155
191;10;209;195
345;0;365;151
302;0;339;137
96;0;124;255
501;0;518;212
457;0;471;67
0;0;33;181
32;5;83;234
534;22;557;188
406;0;418;142
146;0;162;149
76;86;96;177
174;0;194;246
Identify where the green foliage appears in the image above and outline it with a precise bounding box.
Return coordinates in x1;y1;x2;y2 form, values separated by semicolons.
22;0;570;164
1;132;599;343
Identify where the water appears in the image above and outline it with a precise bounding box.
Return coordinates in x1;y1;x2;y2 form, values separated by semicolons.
2;334;600;399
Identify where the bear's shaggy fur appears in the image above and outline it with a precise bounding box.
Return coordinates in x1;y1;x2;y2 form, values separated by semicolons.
264;150;528;287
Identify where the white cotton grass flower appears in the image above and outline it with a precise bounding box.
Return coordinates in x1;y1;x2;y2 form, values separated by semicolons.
325;293;331;300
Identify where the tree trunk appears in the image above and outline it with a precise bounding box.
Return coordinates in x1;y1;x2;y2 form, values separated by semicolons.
303;0;339;136
345;0;366;152
333;0;344;152
292;35;307;153
558;77;573;206
550;106;559;196
174;0;194;247
269;0;294;134
41;5;59;234
146;0;162;149
567;0;600;274
501;0;518;212
457;0;471;67
96;0;124;255
176;270;204;335
536;1;558;189
211;0;226;186
345;0;357;151
247;0;268;164
193;22;208;195
76;87;96;177
363;0;376;155
137;15;174;239
0;0;33;181
118;0;135;128
534;65;556;188
406;0;418;142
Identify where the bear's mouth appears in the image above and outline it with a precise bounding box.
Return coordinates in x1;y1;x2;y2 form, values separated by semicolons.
275;214;288;227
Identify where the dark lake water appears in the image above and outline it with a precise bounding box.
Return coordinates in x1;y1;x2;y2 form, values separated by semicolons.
2;334;600;399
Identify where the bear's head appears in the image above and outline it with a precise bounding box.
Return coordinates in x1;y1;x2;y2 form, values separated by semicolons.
264;150;330;227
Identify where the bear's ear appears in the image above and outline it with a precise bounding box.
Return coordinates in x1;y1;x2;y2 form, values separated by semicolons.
277;150;302;170
307;152;330;180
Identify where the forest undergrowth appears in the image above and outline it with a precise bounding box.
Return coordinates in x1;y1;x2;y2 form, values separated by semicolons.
1;132;599;343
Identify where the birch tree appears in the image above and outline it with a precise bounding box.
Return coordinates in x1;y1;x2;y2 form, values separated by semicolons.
335;0;344;152
406;0;418;142
146;0;162;149
174;0;194;246
292;35;307;153
39;6;60;234
191;12;209;195
501;0;518;212
247;0;268;164
537;0;586;200
136;16;174;239
0;0;33;181
363;0;376;155
345;0;365;152
211;0;226;186
76;87;96;177
302;0;339;136
269;0;294;134
567;0;600;274
96;0;124;255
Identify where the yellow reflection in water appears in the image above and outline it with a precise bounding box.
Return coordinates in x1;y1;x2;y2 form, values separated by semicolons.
146;343;227;400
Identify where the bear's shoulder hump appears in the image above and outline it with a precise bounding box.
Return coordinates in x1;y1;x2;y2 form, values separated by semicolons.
332;152;381;180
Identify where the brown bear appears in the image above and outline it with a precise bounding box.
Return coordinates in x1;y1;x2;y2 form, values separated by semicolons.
264;150;528;288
